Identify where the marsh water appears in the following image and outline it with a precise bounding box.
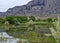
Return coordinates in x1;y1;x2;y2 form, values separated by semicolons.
0;32;19;43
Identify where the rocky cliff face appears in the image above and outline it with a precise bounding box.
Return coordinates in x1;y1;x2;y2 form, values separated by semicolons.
0;0;60;17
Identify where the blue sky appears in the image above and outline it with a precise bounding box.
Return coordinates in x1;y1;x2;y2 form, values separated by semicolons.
0;0;31;12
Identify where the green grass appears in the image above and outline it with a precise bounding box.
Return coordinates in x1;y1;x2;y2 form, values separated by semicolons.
0;16;57;43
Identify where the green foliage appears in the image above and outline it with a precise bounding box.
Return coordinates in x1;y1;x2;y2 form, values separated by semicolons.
6;16;29;24
26;31;40;42
6;16;16;24
47;18;53;22
16;16;29;23
54;18;58;22
29;16;35;21
0;16;57;43
0;18;5;24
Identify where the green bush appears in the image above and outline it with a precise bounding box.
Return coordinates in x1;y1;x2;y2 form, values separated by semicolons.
0;18;5;24
29;16;35;21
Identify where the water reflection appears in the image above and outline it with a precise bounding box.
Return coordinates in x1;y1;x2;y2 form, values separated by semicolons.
0;32;19;43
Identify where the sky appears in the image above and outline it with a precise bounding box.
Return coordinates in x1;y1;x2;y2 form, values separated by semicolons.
0;0;31;12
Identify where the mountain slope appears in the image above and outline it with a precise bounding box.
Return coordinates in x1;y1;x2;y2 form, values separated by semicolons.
0;0;60;17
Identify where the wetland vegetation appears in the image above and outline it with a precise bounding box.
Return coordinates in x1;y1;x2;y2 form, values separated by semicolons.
0;16;57;43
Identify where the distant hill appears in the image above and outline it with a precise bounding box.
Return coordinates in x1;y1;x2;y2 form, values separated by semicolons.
0;0;60;18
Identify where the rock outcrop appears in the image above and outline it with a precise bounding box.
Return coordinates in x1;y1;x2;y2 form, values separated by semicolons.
0;0;60;17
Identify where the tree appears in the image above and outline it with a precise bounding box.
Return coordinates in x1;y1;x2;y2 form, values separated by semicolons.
29;16;35;21
47;18;52;22
6;16;16;24
0;18;5;24
16;16;29;23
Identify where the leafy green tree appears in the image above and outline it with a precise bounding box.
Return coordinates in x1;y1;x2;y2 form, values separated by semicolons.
6;16;29;24
29;16;35;21
0;18;5;24
16;16;29;23
47;18;52;22
6;16;16;24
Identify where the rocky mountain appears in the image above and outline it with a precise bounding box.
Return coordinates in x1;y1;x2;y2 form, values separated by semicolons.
0;0;60;18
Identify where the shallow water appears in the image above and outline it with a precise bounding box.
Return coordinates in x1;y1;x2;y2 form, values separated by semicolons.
0;32;19;43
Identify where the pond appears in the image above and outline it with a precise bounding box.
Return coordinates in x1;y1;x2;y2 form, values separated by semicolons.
0;32;19;43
